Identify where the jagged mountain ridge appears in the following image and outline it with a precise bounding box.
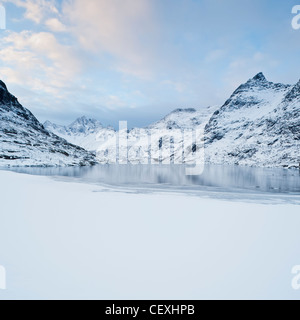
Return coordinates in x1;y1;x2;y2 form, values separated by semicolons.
0;80;97;167
4;72;297;168
44;117;116;153
45;116;104;136
45;73;300;167
204;73;300;167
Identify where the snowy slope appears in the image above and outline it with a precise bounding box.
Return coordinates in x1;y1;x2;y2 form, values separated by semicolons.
147;106;217;130
205;73;300;167
0;80;97;167
1;170;300;299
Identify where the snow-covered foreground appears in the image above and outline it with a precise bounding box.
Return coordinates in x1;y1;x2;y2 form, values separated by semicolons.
0;170;300;300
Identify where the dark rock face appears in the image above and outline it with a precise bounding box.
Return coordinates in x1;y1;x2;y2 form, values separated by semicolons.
252;72;266;82
283;80;300;102
204;73;300;167
0;80;97;166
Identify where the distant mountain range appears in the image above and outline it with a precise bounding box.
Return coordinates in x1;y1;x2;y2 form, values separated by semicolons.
0;73;299;167
44;116;116;154
44;106;216;164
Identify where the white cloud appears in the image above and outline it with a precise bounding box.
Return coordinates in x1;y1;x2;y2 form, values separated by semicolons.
5;0;58;23
45;18;67;32
0;31;82;91
62;0;160;79
5;0;68;34
2;0;296;126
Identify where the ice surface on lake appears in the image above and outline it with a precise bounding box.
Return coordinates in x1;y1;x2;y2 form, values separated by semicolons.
5;164;300;197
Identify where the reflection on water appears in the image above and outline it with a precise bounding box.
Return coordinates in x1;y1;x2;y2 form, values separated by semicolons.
4;164;300;194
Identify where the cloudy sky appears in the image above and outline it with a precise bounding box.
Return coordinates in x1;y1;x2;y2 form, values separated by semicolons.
0;0;300;128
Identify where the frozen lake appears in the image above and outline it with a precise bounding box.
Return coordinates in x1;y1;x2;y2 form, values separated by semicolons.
3;164;300;195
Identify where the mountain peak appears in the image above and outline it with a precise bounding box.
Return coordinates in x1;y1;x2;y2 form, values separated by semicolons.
0;80;7;91
71;116;102;126
68;116;103;134
0;80;20;107
74;116;89;123
252;72;267;82
80;116;98;122
44;120;53;127
79;116;89;121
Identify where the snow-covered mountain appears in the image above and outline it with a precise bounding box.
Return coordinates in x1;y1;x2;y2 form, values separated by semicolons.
44;117;116;153
147;106;216;130
46;106;217;164
0;80;97;167
43;72;300;168
45;116;104;136
205;73;300;167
